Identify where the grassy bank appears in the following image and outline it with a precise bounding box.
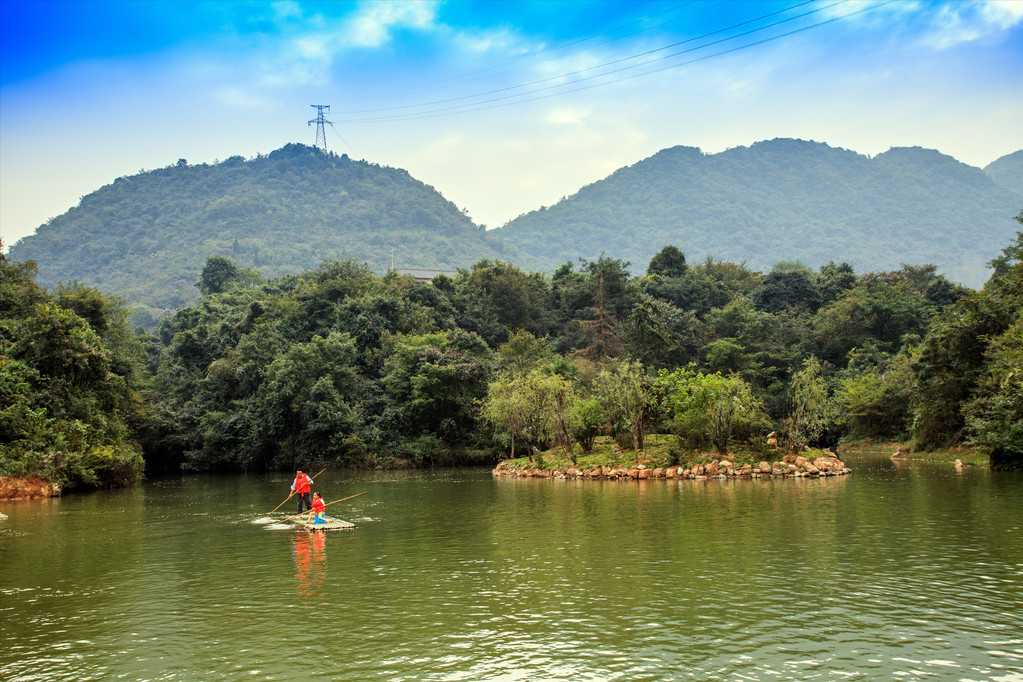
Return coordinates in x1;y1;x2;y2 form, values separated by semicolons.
839;439;990;467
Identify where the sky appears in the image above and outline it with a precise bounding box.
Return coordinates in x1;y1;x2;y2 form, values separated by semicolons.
2;0;1022;251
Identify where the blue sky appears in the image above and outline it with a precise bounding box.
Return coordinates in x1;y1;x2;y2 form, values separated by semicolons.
2;0;1022;250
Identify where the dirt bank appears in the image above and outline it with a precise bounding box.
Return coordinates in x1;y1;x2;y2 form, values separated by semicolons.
0;476;61;500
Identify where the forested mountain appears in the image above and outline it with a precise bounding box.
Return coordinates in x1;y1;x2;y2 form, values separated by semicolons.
493;139;1022;288
8;143;515;325
985;150;1023;195
9;139;1021;327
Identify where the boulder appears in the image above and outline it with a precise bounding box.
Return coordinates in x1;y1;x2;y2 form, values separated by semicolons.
705;461;720;476
758;461;772;473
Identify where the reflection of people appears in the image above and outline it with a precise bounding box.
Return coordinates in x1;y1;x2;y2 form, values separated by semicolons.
310;492;326;524
289;469;313;514
294;532;327;604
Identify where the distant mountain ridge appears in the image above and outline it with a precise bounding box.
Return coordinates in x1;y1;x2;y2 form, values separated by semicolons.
492;139;1022;288
985;149;1023;195
8;143;516;323
7;139;1021;324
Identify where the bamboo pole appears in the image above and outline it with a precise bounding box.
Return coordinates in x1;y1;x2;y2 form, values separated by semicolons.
282;492;367;522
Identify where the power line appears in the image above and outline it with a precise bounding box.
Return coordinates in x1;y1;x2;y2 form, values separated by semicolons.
341;2;711;106
337;0;818;117
335;0;865;124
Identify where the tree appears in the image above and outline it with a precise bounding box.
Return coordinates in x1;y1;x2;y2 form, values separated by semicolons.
454;259;551;345
647;245;687;278
197;256;242;295
624;297;675;366
573;255;639;359
911;227;1022;450
787;356;834;449
834;347;913;439
753;270;822;314
655;365;766;454
594;360;652;456
482;368;571;459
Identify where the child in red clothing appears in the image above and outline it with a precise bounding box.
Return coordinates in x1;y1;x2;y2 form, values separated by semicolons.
309;492;326;524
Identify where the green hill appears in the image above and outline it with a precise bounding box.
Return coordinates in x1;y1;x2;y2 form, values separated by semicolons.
8;143;516;324
492;139;1022;287
985;150;1023;195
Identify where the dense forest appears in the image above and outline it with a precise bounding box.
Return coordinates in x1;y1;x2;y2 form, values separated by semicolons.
496;140;1022;287
4;217;1020;490
7;141;1021;330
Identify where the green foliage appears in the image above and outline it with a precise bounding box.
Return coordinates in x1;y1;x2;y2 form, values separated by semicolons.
787;356;834;449
569;397;604;453
911;223;1022;451
834;348;914;440
482;367;570;457
655;365;767;454
497;140;1021;289
647;245;687;278
963;321;1023;465
753;270;822;314
0;255;148;490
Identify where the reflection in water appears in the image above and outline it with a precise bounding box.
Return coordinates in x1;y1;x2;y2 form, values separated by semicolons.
293;531;327;604
292;527;327;601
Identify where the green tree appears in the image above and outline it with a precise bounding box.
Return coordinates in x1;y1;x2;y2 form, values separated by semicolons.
964;321;1023;469
655;365;766;454
198;256;242;295
482;368;571;459
787;356;834;449
647;245;687;278
594;360;652;455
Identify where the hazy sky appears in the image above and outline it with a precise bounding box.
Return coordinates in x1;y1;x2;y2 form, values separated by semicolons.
2;0;1022;250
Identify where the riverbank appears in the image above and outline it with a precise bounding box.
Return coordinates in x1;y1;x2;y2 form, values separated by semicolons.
841;439;990;467
0;476;61;500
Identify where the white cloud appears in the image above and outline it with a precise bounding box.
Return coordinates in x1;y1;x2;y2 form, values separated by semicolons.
271;1;303;23
544;105;591;126
920;0;1023;49
344;1;439;48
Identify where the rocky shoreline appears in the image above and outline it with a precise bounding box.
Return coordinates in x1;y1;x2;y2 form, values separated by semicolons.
493;452;850;480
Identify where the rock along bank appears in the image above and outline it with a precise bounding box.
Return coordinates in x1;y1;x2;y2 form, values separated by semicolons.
493;452;851;480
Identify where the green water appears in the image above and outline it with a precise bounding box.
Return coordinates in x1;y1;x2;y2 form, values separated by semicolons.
1;453;1021;680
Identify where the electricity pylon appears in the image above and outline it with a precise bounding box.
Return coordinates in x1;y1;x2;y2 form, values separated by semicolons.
308;105;332;153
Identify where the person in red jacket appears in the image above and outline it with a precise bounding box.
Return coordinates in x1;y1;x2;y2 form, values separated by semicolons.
309;492;326;524
289;469;313;514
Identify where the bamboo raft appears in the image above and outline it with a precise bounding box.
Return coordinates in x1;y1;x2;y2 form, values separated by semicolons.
290;515;356;531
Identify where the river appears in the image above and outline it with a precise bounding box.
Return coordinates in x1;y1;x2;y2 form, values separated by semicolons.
1;451;1021;681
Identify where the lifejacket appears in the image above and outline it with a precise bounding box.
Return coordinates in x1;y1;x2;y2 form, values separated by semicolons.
293;474;312;494
312;497;325;514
